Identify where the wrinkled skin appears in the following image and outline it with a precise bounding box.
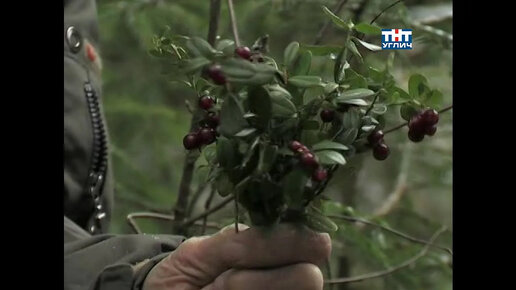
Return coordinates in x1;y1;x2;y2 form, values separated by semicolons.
143;223;332;290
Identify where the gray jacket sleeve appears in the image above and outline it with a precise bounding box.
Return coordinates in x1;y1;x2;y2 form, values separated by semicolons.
65;217;185;290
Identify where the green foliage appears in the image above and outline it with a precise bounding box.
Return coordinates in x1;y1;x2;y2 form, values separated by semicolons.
97;0;452;289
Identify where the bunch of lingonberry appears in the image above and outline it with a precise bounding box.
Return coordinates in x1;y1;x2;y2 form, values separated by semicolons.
204;45;265;86
408;109;439;142
182;95;220;150
288;141;328;182
367;130;390;161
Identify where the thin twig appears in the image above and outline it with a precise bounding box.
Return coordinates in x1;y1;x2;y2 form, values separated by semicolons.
127;212;222;234
324;226;447;284
227;0;240;47
384;105;453;135
369;0;403;25
235;192;240;233
207;0;222;46
364;91;381;116
181;195;236;228
328;214;452;256
202;187;216;235
313;0;350;45
173;1;223;234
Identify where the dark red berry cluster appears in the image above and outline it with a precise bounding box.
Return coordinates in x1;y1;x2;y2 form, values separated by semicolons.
408;109;439;143
288;141;328;182
367;130;390;161
320;109;335;123
183;96;220;150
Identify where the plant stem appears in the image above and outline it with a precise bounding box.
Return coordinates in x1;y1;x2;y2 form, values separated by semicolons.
173;1;223;235
227;0;240;47
328;214;452;256
324;226;447;284
370;0;403;25
207;0;222;46
181;195;235;228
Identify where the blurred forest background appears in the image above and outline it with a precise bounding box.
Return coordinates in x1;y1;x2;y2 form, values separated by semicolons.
96;0;452;289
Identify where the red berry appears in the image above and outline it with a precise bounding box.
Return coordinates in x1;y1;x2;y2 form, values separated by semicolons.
373;142;390;160
206;64;226;85
367;130;384;145
199;128;216;145
199;96;215;110
183;133;200;150
425;125;437;136
422;109;439;125
289;140;303;151
300;152;318;168
312;167;328;182
235;46;252;60
408;129;425;142
320;109;335;123
408;115;426;136
205;113;220;128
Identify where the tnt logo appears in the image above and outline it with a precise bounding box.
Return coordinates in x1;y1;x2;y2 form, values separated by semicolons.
381;29;412;50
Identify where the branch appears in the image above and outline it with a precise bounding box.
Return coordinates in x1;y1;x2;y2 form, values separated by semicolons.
369;0;403;25
313;0;349;45
181;195;235;228
172;1;223;234
384;105;452;135
201;187;217;235
324;226;447;284
127;212;222;234
328;214;452;256
207;0;222;46
227;0;240;47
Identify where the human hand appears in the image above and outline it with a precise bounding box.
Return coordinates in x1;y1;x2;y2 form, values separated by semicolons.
143;223;332;290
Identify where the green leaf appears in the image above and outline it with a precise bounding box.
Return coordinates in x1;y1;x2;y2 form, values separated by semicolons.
300;44;341;56
216;137;239;170
337;128;358;145
322;6;349;30
334;47;347;83
216;39;235;52
219;95;248;137
266;85;297;117
248;86;272;130
304;210;338;232
187;36;217;58
301;120;320;130
257;144;278;173
282;168;309;207
354;22;382;35
284;41;300;68
353;37;382;51
342;108;360;129
345;69;368;89
288;76;323;88
181;57;211;74
337;98;368;106
215;172;234;197
315;150;346;165
427;89;444;107
400;103;419;121
312;140;349;151
372;103;387;115
338;88;375;100
293;50;312;76
408;74;429;98
347;41;362;62
235;128;257;137
324;82;339;95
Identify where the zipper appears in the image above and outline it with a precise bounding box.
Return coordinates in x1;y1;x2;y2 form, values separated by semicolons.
84;82;108;234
